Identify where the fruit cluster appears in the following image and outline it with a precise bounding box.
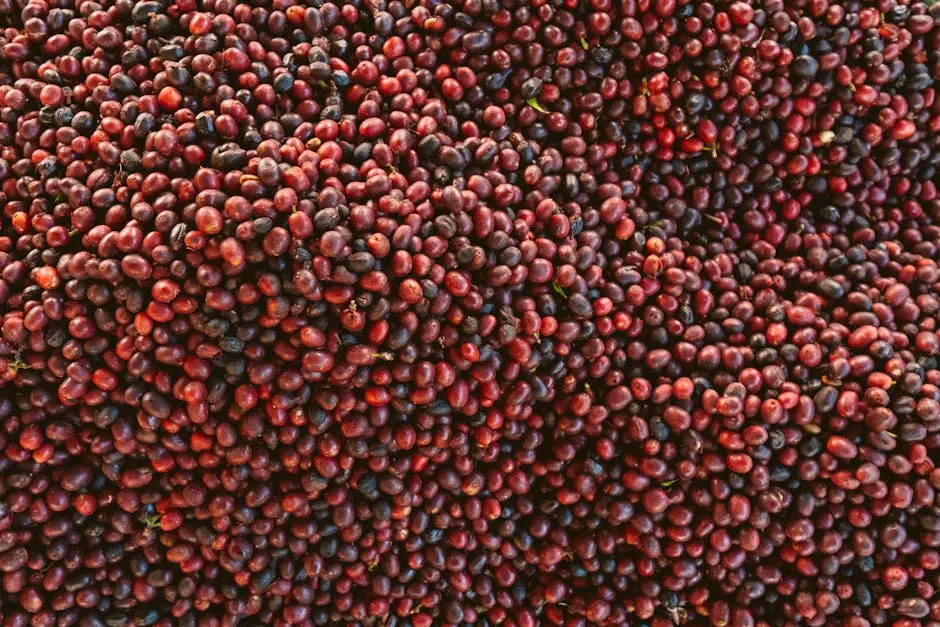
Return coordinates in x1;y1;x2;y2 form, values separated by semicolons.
0;0;938;625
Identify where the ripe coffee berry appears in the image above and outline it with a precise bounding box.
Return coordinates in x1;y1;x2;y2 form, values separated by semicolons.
0;0;938;625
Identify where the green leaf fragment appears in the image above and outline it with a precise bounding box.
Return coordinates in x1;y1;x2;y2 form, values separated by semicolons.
8;352;29;375
526;97;548;114
661;478;679;487
580;36;589;50
552;281;567;298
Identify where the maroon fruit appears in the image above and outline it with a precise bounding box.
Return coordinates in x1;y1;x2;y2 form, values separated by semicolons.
0;0;938;625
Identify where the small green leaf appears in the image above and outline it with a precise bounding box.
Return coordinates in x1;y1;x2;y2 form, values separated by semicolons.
579;36;589;50
526;97;548;114
661;478;679;487
8;352;29;375
551;281;566;298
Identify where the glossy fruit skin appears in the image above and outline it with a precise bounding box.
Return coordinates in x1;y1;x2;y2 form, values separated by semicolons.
0;0;938;625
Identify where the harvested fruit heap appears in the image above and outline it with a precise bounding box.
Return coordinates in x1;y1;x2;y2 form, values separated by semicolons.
0;0;939;625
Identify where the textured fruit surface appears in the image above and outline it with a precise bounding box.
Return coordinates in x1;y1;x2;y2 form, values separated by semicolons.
0;0;938;625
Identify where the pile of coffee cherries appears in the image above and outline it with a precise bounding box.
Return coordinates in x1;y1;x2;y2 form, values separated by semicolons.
0;0;938;624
